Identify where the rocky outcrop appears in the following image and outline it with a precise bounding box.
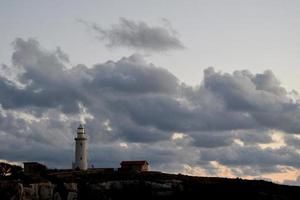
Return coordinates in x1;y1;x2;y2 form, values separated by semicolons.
1;172;300;200
78;180;183;199
0;181;23;200
0;181;77;200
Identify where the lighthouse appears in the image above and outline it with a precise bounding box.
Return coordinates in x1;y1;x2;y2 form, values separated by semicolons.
73;124;88;170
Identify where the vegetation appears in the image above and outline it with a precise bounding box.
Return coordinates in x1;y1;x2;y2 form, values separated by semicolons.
0;162;22;177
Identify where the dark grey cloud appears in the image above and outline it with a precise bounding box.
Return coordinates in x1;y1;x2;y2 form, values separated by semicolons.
89;54;179;94
284;135;300;149
190;131;235;148
79;18;184;51
0;38;84;113
0;110;74;168
204;67;300;133
7;38;300;136
236;130;274;145
200;144;300;169
2;38;300;184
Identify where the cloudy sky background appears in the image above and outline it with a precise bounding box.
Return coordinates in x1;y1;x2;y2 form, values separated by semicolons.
1;0;300;185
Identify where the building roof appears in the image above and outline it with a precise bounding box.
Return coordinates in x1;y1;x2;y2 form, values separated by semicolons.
120;160;149;165
23;162;45;165
23;162;47;169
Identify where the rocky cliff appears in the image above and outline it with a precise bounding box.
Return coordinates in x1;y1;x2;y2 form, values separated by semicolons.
1;171;300;200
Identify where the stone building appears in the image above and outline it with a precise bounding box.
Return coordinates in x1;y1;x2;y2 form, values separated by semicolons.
23;162;47;175
120;160;149;172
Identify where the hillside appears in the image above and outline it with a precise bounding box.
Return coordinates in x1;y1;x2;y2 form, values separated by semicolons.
1;170;300;200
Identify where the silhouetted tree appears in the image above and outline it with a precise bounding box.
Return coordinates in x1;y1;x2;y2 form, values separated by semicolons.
0;162;22;177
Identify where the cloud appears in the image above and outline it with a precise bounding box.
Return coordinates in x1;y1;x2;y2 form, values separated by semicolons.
284;135;300;149
79;18;184;51
200;144;300;170
203;67;300;133
89;54;179;94
236;130;274;145
283;176;300;186
189;131;235;148
2;38;300;184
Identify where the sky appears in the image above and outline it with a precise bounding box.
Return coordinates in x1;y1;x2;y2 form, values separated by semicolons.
1;0;300;185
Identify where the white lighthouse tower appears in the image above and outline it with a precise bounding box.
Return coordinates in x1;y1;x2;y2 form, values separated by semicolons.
73;124;88;170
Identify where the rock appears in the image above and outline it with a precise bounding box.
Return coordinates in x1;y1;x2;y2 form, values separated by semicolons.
38;182;54;200
0;181;22;200
64;183;77;200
